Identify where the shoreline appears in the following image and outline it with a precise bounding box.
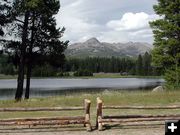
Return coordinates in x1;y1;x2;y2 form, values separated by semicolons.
0;74;163;80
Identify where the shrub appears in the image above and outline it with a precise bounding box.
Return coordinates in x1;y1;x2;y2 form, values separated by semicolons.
57;72;70;77
63;72;70;76
73;69;93;76
56;72;64;77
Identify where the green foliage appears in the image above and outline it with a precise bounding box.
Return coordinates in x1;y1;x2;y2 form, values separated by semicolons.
64;57;136;74
164;67;180;89
32;64;56;77
65;54;160;76
32;66;70;78
150;0;180;89
2;64;15;75
136;55;143;75
135;52;159;76
56;72;70;77
143;52;152;76
0;0;11;36
73;69;93;77
0;54;16;75
0;53;161;77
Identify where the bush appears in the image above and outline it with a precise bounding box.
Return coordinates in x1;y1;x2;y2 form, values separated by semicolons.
73;69;93;77
56;72;64;77
57;72;70;77
63;72;70;76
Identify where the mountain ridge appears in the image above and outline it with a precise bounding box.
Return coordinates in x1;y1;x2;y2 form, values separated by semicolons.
65;38;152;58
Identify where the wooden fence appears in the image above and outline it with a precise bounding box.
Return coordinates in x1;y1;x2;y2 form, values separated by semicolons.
0;99;91;131
96;97;180;130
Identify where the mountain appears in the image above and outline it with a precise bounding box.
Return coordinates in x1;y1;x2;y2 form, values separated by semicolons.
65;38;152;58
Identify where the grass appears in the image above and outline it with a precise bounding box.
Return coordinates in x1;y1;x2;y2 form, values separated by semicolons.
0;90;180;120
93;73;162;79
0;74;17;79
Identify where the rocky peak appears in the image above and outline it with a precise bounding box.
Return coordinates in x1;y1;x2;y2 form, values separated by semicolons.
85;37;100;44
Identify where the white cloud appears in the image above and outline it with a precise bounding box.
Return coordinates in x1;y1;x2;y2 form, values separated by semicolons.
56;0;104;43
68;0;83;7
56;13;101;43
56;0;159;44
98;12;159;43
107;12;159;31
129;29;152;37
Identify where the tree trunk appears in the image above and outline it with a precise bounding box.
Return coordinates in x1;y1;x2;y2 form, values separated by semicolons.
15;11;29;101
25;63;32;99
25;12;35;99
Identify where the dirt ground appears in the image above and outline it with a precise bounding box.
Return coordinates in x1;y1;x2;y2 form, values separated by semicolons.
0;125;164;135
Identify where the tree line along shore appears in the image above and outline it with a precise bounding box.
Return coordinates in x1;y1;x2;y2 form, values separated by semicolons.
0;52;162;78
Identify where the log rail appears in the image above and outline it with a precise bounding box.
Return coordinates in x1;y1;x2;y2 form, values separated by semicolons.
103;105;180;110
96;97;180;131
0;99;92;131
0;107;84;112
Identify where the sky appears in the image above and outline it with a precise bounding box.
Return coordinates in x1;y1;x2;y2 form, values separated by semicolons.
55;0;159;44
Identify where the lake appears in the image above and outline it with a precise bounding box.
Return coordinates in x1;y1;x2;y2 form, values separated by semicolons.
0;78;164;100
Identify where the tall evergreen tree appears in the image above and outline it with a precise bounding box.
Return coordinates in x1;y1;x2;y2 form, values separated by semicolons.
11;0;31;101
1;0;68;100
136;55;143;75
0;0;31;101
24;0;68;99
143;52;151;76
150;0;180;88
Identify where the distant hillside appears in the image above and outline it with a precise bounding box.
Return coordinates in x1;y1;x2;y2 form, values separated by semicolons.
65;38;152;58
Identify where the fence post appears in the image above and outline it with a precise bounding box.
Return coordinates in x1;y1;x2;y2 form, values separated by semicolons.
96;97;103;131
84;99;92;131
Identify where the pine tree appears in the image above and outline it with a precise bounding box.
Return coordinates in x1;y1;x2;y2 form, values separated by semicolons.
5;0;31;101
150;0;180;89
24;0;68;99
136;55;143;75
143;52;151;76
1;0;68;100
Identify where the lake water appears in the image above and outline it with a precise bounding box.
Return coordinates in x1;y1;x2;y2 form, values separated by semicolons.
0;78;164;100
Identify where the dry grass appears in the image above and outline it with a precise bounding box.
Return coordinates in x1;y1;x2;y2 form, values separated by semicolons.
0;90;179;134
0;90;180;119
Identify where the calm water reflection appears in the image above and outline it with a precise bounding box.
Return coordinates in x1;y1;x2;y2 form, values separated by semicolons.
0;78;164;100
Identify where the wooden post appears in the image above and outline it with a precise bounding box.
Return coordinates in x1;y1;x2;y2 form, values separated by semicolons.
96;97;103;131
84;99;91;131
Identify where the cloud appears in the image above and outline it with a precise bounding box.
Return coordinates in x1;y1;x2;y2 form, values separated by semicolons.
56;0;159;44
107;12;159;31
98;12;159;43
56;0;104;43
